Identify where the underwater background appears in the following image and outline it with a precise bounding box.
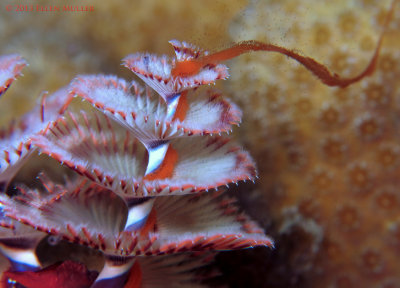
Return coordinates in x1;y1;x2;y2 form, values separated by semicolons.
1;0;400;287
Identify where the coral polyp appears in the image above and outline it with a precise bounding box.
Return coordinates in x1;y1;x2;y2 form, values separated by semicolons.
226;0;400;286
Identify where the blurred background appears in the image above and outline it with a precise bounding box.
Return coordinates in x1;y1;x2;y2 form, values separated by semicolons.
1;0;400;287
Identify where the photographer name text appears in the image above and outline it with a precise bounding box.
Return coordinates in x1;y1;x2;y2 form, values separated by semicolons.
5;4;94;12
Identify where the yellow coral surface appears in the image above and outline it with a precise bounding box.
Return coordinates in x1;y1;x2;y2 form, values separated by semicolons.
3;0;400;286
227;0;400;287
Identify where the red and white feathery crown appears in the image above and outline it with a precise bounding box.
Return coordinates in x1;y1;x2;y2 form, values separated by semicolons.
0;41;272;288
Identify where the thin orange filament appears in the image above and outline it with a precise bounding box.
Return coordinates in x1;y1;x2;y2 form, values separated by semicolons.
171;0;396;88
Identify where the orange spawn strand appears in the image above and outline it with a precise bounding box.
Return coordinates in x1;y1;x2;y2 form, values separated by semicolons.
172;40;379;88
171;0;396;88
